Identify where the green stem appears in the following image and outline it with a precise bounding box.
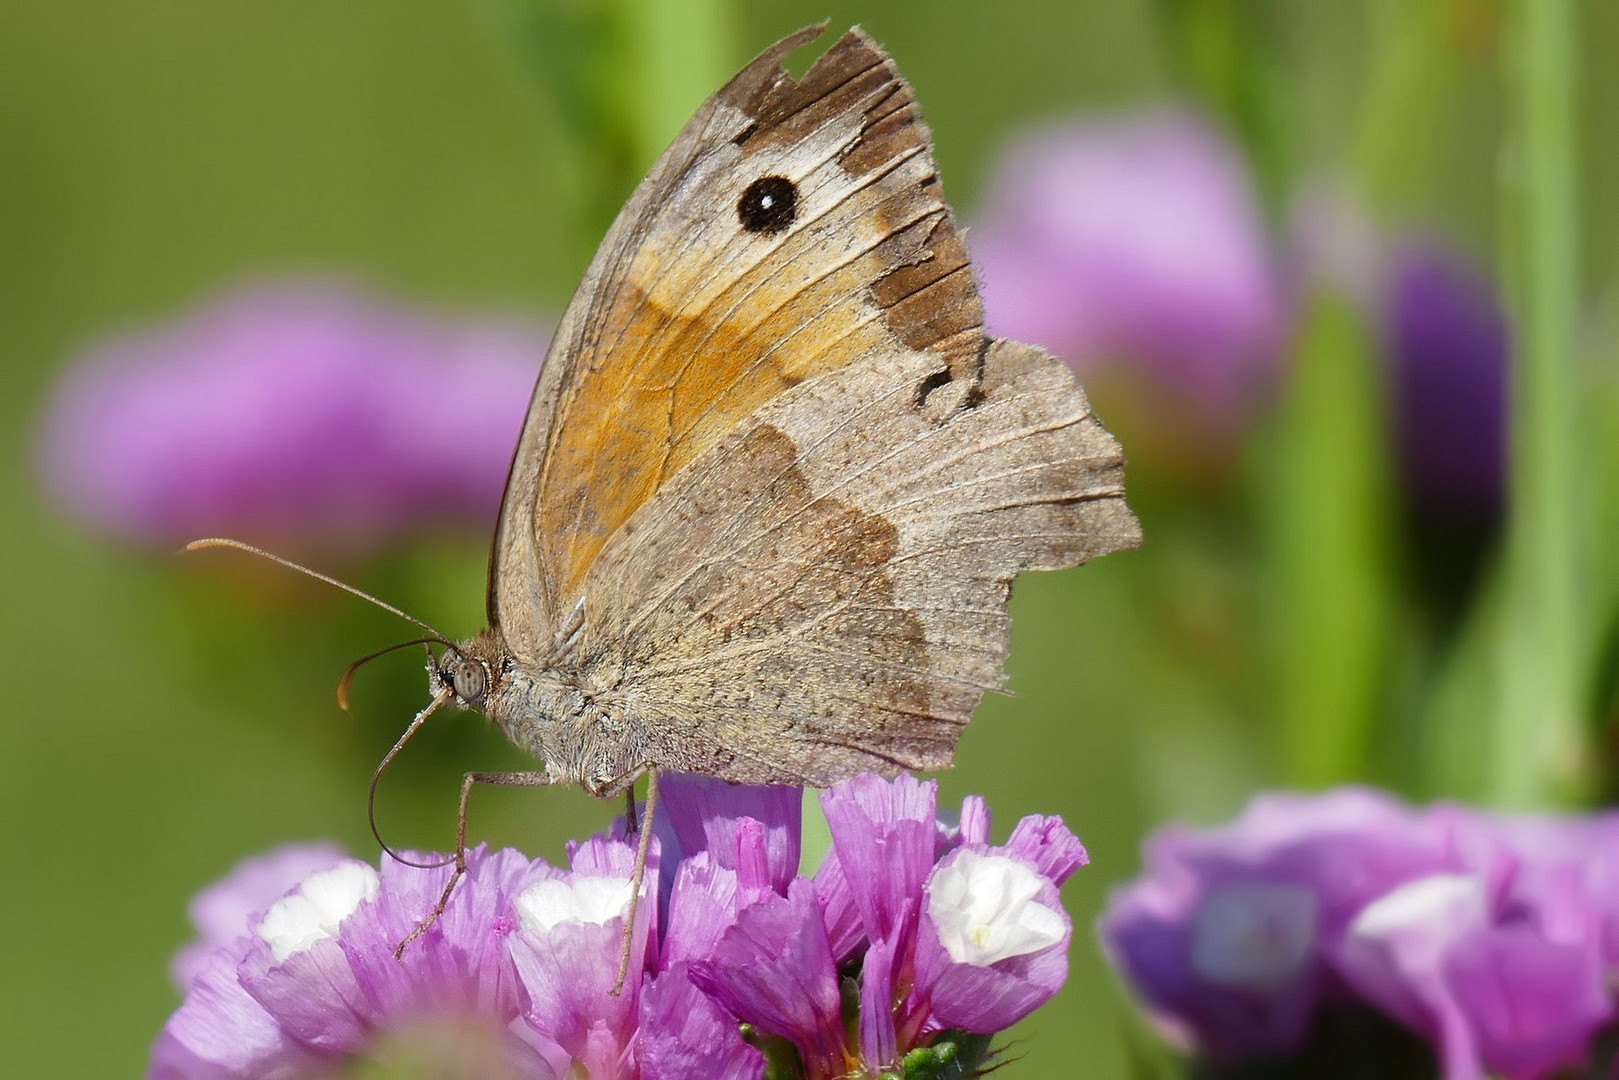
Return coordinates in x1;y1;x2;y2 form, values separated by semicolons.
1493;0;1582;806
619;0;736;169
1270;294;1392;787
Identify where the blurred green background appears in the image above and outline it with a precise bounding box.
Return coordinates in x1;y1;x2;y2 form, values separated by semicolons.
2;0;1616;1076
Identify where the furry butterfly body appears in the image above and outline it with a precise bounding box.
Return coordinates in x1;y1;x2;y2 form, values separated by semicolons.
431;26;1141;797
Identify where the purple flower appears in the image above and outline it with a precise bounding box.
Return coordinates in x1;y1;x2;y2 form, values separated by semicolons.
1290;191;1511;526
971;111;1288;432
150;845;555;1079
1099;788;1450;1060
39;279;548;551
169;842;348;990
907;816;1087;1038
1384;241;1509;521
1334;806;1615;1080
693;774;1082;1076
1101;789;1619;1078
151;773;1083;1079
690;879;855;1077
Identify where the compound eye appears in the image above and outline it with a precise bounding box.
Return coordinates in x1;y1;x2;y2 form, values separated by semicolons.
451;660;487;703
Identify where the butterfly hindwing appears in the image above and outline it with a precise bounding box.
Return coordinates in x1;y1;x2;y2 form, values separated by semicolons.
576;337;1138;785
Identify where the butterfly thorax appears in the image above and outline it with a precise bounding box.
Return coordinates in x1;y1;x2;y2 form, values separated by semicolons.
434;628;650;795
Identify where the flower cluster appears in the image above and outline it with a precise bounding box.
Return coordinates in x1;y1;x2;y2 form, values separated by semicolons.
1100;788;1619;1079
150;773;1085;1079
39;279;548;552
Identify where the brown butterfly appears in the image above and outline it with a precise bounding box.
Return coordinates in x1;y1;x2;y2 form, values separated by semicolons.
195;25;1139;987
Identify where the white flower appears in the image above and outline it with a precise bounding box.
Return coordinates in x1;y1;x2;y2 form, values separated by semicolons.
1189;882;1318;989
256;862;380;962
515;875;634;933
927;851;1067;966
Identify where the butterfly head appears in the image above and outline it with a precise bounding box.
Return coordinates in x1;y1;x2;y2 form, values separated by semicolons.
433;631;507;711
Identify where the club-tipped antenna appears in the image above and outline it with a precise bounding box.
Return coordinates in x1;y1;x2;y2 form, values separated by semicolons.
369;688;457;871
337;637;448;711
185;537;454;644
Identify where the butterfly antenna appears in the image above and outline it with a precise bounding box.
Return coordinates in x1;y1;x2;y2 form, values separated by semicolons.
337;637;452;711
369;688;457;871
184;537;454;641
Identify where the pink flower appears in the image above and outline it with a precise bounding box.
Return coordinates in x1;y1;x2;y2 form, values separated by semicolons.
972;111;1288;433
40;279;548;553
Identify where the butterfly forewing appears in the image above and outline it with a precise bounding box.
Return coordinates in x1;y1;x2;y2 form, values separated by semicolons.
489;27;985;658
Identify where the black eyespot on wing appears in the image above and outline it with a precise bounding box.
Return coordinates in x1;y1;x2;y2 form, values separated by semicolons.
737;176;797;234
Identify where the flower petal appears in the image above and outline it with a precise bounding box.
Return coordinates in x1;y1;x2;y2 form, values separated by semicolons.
638;962;766;1080
658;773;802;893
689;879;849;1080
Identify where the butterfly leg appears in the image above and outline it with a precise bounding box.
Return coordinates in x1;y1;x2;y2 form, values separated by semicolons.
393;769;552;959
589;764;660;996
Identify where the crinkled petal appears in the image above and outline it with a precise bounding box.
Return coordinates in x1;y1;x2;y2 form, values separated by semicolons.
914;870;1070;1035
638;962;765;1080
859;935;899;1070
956;795;992;848
689;879;850;1079
510;917;641;1064
661;853;742;966
172;843;348;990
1001;815;1088;885
148;948;324;1079
923;934;1069;1034
238;935;371;1053
558;831;662;976
658;773;802;893
339;847;537;1024
821;773;937;946
812;849;866;964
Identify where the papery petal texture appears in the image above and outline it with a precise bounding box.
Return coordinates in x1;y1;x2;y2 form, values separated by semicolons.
153;774;1082;1079
637;963;765;1080
170;842;347;990
657;773;802;894
689;879;850;1080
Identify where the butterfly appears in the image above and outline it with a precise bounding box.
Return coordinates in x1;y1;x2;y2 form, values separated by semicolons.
195;24;1139;987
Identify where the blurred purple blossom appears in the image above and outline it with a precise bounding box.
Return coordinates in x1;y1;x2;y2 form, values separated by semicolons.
39;280;548;552
1384;241;1510;521
150;773;1083;1079
1101;789;1619;1078
1290;189;1511;525
970;111;1289;432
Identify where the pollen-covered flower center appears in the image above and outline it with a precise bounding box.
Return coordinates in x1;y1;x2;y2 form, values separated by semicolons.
515;875;634;933
1189;882;1318;988
257;862;380;962
927;851;1066;966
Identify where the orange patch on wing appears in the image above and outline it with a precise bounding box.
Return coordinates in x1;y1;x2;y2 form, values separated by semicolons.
540;250;899;604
